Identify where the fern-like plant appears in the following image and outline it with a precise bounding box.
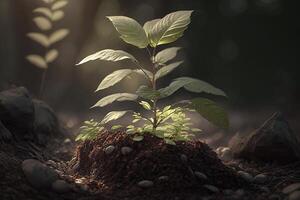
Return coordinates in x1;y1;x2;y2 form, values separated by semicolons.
26;0;69;97
76;11;229;144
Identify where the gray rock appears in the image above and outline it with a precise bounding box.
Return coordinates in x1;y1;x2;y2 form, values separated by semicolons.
137;180;154;188
0;120;12;141
52;180;71;193
194;171;208;180
235;189;245;197
22;159;59;188
237;171;253;182
104;145;115;155
180;154;188;162
282;183;300;194
203;185;219;193
223;189;234;195
260;186;270;194
0;87;34;138
230;112;300;163
289;191;300;200
158;176;169;181
33;99;60;145
121;146;133;155
254;174;268;184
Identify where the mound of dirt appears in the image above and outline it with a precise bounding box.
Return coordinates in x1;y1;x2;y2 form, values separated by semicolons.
70;131;246;199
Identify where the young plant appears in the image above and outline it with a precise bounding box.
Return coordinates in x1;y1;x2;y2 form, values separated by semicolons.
76;10;229;144
26;0;69;97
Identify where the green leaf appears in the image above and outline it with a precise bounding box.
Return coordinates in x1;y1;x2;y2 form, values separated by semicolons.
148;10;193;47
77;49;137;65
26;55;48;69
139;101;151;110
164;139;176;145
111;125;123;130
190;98;229;130
92;93;138;108
45;49;58;63
155;47;181;64
133;69;153;80
107;16;149;48
143;18;160;46
101;111;129;124
34;7;52;19
132;135;144;141
52;0;68;10
155;61;183;80
96;69;133;91
33;17;52;31
159;77;227;98
49;29;69;45
27;33;49;47
52;10;64;21
178;77;227;97
136;85;161;100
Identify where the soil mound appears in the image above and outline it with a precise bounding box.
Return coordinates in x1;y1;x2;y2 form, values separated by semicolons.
71;131;245;199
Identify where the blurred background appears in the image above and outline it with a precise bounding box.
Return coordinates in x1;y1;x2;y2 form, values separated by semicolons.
0;0;299;146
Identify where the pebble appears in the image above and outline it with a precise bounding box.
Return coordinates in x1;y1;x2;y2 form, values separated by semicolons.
283;183;300;194
137;180;154;188
64;138;71;144
223;189;234;195
104;145;115;155
203;185;219;193
237;171;253;182
289;191;300;200
158;176;169;181
52;180;71;193
22;159;59;189
235;189;245;197
121;146;133;155
180;154;188;162
194;171;208;180
254;174;268;184
260;186;270;194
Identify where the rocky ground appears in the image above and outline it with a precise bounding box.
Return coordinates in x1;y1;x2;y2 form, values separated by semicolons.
1;87;300;200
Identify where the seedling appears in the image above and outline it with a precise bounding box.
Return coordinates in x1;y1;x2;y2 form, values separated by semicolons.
26;0;69;97
76;10;228;144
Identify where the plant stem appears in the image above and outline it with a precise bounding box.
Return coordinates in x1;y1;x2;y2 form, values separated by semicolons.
150;47;158;132
39;69;47;99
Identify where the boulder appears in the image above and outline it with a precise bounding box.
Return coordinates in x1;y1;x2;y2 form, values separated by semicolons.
33;99;61;145
230;112;300;163
0;87;34;139
0;120;12;141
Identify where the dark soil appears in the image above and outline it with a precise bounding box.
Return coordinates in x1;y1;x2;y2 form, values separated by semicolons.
69;131;247;199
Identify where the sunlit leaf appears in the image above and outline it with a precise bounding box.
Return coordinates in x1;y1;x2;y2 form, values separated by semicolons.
96;69;133;91
155;47;181;64
33;17;52;31
133;69;153;80
164;138;176;145
139;101;151;110
111;125;123;130
26;55;48;69
155;61;183;80
92;93;138;108
52;10;64;21
132;135;144;141
49;29;69;45
34;7;52;19
149;10;193;47
52;0;68;10
190;98;229;130
136;85;161;100
107;16;149;48
143;18;160;45
45;49;58;63
101;111;129;124
27;33;49;47
77;49;137;65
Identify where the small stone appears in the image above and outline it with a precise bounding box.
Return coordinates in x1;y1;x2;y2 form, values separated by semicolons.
52;180;71;193
282;183;300;194
194;171;208;180
223;189;234;195
158;176;169;181
237;171;253;182
235;189;245;197
137;180;154;188
22;159;59;188
180;154;188;162
289;191;300;200
203;185;219;193
254;174;268;184
64;138;71;144
104;145;115;155
268;194;281;200
121;146;133;155
260;186;270;194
